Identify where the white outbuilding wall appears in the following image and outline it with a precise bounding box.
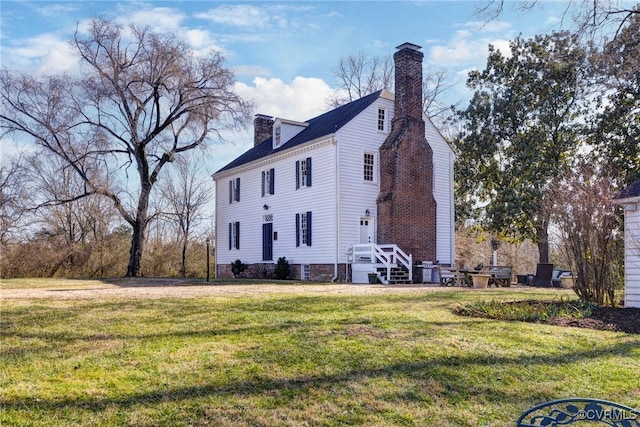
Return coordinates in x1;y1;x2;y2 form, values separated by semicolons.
621;201;640;308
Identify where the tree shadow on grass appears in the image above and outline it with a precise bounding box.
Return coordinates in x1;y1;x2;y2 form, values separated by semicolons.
3;339;638;413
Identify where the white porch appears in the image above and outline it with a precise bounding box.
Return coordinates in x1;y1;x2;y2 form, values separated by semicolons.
351;243;413;285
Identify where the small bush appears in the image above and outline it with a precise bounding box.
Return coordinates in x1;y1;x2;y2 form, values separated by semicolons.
273;257;291;280
230;259;246;278
452;298;594;323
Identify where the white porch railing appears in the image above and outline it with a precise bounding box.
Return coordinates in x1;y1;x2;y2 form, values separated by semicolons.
352;243;412;284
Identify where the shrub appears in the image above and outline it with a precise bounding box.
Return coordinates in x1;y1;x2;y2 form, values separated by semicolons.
273;256;291;280
452;298;594;323
230;259;246;278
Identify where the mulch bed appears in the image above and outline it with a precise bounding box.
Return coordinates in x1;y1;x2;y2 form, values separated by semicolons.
545;306;640;334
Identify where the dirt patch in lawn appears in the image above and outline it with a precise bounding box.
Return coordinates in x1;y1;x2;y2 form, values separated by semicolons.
545;306;640;334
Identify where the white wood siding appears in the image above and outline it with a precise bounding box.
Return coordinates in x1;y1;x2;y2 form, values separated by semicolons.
215;139;338;268
334;99;393;262
333;98;455;266
426;117;455;266
624;204;640;308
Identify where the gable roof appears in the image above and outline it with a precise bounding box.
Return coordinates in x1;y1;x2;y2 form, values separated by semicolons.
215;90;383;174
614;179;640;202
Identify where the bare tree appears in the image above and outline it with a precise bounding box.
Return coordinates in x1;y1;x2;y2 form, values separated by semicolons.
327;51;455;123
550;162;624;306
0;153;32;247
327;51;393;108
0;19;252;277
327;52;453;125
477;0;639;41
157;155;212;277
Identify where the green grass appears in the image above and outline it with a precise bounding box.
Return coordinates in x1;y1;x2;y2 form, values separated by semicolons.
452;298;596;322
1;280;638;426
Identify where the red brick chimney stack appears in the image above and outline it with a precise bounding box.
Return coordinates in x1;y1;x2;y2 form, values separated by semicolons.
377;43;437;268
393;42;424;122
254;114;273;146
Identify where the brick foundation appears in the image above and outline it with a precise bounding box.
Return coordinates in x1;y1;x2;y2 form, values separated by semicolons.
217;263;349;282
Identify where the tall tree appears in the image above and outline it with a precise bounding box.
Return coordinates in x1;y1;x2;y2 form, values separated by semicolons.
592;11;640;184
454;31;591;263
0;19;252;276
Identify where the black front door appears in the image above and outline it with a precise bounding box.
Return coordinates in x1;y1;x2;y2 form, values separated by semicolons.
262;222;273;261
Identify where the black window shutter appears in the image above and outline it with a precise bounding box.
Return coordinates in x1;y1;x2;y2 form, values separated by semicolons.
235;221;240;249
295;213;300;247
295;161;300;190
235;178;240;202
228;222;232;250
270;168;275;194
229;180;233;204
306;157;312;187
306;211;312;246
261;171;265;197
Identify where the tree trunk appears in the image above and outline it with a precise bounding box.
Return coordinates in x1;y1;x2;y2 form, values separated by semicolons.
126;183;151;277
181;238;187;278
534;217;550;264
126;219;146;277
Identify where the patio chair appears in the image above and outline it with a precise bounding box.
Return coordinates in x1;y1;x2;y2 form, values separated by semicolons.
528;263;554;287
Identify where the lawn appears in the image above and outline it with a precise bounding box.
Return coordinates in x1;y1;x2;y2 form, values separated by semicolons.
1;279;638;426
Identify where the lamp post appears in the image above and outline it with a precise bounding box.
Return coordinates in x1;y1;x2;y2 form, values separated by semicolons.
206;238;210;283
491;239;499;266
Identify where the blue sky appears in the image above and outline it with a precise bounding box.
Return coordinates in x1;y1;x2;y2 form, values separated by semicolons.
0;1;588;171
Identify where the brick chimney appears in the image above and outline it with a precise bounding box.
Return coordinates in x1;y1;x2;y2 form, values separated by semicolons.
254;114;273;146
377;43;437;268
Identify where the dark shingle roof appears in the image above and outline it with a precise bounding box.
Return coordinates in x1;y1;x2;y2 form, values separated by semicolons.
614;180;640;200
215;90;383;173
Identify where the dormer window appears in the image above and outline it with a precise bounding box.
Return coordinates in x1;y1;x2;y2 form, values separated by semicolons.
272;118;309;149
274;125;281;147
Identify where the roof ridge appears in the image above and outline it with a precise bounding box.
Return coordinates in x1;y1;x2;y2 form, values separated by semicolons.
214;90;384;174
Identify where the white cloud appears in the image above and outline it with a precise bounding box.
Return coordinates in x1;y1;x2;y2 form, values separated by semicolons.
373;40;389;49
2;32;79;75
235;76;333;121
428;30;478;64
427;29;511;67
37;43;80;74
113;6;187;31
209;75;335;173
195;5;270;28
234;65;272;78
490;38;512;56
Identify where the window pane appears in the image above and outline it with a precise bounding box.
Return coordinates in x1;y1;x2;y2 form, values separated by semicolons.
364;153;374;181
377;108;385;131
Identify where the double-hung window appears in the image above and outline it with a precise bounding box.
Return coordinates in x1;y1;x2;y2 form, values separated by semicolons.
295;211;312;247
228;178;240;203
377;107;386;131
363;152;375;182
262;168;275;196
228;221;240;250
295;157;312;189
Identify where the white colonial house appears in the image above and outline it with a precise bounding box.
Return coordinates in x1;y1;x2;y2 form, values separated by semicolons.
213;43;455;283
613;180;640;308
